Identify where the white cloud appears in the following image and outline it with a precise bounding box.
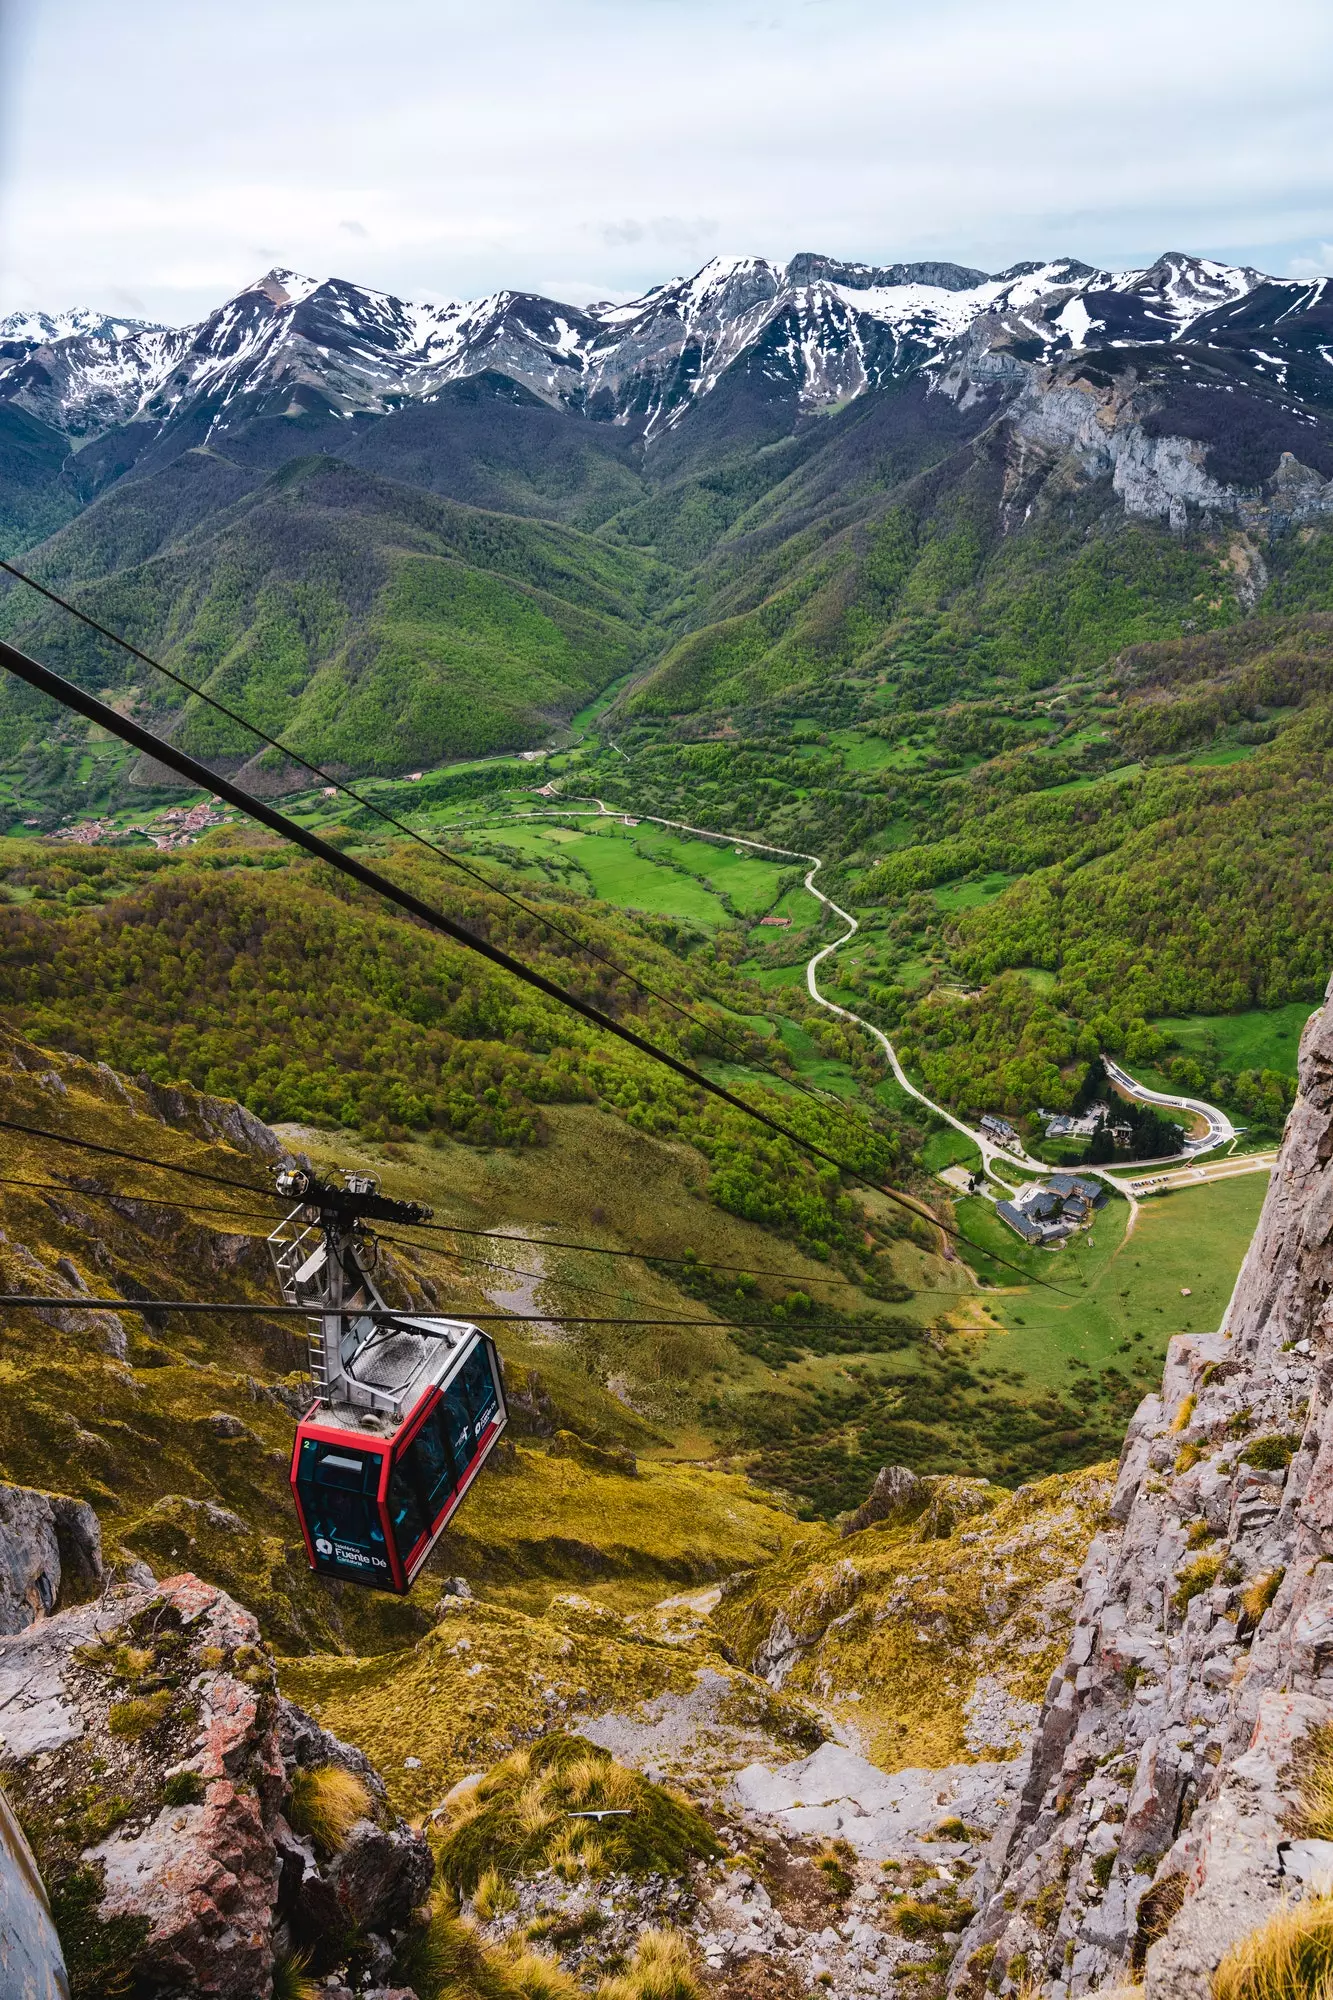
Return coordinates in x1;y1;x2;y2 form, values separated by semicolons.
1;0;1331;319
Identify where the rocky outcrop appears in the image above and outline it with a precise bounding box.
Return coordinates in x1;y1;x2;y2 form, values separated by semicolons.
839;1463;923;1536
951;971;1333;1996
0;1562;432;1999
0;1483;103;1636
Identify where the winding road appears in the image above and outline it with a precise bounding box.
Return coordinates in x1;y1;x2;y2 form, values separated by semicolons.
445;794;1244;1209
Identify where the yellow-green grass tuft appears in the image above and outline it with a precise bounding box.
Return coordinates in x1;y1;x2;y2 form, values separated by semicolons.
1173;1552;1224;1615
287;1764;372;1857
505;1947;582;2000
394;1892;537;2000
107;1689;175;1740
272;1951;319;2000
597;1929;703;2000
1212;1893;1333;1999
473;1867;520;1920
436;1733;719;1895
1242;1569;1285;1627
1171;1394;1198;1434
1296;1726;1333;1843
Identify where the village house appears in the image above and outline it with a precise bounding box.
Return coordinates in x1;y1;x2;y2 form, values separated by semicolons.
997;1172;1107;1244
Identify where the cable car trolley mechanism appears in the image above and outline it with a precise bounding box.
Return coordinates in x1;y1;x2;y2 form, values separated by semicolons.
272;1168;507;1593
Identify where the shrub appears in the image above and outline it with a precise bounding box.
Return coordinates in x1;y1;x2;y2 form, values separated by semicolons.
287;1765;372;1857
1212;1892;1333;1999
1242;1434;1302;1472
1091;1852;1116;1890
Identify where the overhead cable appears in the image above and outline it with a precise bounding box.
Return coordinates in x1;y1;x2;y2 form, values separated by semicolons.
0;1121;859;1285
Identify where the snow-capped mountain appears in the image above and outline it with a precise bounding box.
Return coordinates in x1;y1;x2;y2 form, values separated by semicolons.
0;305;163;347
2;251;1329;461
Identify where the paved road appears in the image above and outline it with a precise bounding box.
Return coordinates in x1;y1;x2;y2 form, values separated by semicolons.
1102;1056;1236;1153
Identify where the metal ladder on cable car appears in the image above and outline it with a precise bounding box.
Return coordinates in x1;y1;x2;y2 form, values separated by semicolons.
269;1183;392;1405
268;1207;334;1397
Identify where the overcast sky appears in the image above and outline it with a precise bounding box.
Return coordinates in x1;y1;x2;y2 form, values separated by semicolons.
2;0;1331;323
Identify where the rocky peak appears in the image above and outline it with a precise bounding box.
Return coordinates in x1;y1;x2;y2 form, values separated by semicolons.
950;970;1333;1996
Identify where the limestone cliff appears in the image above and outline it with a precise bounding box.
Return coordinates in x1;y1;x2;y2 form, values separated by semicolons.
952;969;1333;1996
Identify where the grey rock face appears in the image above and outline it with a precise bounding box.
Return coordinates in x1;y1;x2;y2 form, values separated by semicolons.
949;973;1333;1997
0;1788;68;2000
0;1483;103;1636
840;1463;924;1536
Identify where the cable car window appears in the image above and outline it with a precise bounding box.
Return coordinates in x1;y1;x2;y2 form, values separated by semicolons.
441;1374;475;1472
460;1344;500;1429
387;1459;428;1561
296;1439;390;1582
404;1405;455;1521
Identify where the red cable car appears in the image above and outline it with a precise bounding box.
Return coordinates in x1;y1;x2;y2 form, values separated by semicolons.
270;1170;508;1593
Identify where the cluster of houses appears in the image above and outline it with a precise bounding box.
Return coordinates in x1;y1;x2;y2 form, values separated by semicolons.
47;799;232;850
997;1174;1107;1244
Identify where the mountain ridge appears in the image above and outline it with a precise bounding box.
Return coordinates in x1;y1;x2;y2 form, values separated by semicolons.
0;249;1305;458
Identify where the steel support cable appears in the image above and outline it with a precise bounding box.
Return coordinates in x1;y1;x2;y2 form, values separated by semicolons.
0;1122;858;1286
0;1175;764;1311
0;1295;907;1330
0;636;1070;1296
0;555;868;1107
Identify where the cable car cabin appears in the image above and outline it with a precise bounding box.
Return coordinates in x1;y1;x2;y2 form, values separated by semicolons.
291;1317;506;1593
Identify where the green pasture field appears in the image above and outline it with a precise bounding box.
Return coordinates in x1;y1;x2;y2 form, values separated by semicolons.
933;871;1017;913
1152;1002;1318;1079
630;826;793;914
825;728;925;773
1182;741;1261;768
773;1016;861;1098
741;961;810;989
958;1171;1268;1390
921;1126;982;1173
567;671;636;735
463;821;731;925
